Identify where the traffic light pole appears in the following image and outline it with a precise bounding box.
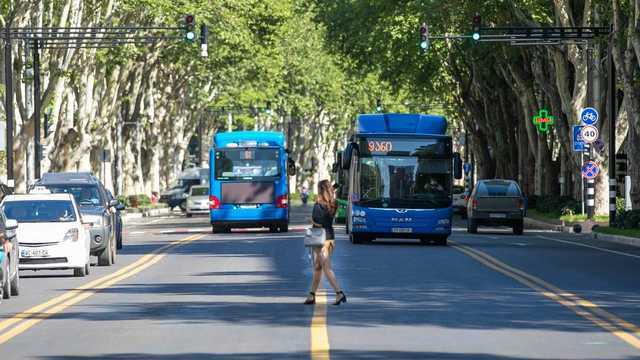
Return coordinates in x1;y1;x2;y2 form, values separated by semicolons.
33;39;42;180
4;24;14;187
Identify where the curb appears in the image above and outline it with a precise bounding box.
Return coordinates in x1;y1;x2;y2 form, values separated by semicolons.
122;207;171;220
592;232;640;248
524;217;574;233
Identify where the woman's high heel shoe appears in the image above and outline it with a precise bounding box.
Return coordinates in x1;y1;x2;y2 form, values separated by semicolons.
304;292;316;305
333;291;347;306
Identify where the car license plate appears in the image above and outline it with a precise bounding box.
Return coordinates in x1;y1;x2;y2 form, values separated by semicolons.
21;248;49;258
391;227;413;233
489;213;507;218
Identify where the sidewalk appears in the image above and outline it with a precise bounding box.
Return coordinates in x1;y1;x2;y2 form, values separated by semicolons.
524;214;640;249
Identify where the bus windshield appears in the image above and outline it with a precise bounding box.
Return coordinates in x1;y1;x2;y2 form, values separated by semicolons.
215;148;280;180
358;156;451;209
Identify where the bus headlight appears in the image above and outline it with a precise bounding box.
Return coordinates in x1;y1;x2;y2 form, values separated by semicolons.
437;219;450;226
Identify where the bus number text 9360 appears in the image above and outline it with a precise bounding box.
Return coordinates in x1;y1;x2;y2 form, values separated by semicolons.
368;140;393;153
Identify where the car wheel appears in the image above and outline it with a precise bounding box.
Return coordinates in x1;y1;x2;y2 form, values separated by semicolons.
110;236;117;265
73;265;86;277
116;230;123;250
467;218;478;234
186;213;193;218
10;267;19;296
2;261;11;299
179;201;187;212
513;220;524;235
98;238;113;266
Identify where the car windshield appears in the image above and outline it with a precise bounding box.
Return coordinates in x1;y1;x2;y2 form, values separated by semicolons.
215;148;280;180
191;187;209;196
358;156;451;208
44;185;103;207
2;200;77;223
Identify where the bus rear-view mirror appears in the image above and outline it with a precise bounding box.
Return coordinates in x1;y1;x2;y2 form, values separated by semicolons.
453;152;462;180
341;143;358;170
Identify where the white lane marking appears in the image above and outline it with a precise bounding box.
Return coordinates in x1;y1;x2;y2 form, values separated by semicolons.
129;231;146;235
149;218;164;224
537;235;640;260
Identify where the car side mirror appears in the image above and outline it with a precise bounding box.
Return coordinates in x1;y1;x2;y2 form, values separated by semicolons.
108;199;119;208
5;219;18;230
453;152;463;180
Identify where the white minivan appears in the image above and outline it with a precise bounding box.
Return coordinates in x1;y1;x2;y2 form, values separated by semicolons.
1;193;91;277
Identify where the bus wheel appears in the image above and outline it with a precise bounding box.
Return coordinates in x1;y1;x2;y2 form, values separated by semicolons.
269;226;278;233
212;225;223;234
434;236;448;246
280;224;289;233
350;233;368;244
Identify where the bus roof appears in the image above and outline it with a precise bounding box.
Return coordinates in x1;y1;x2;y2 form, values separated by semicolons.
214;131;285;148
357;113;447;135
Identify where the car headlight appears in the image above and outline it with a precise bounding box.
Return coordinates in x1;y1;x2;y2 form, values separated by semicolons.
84;215;103;226
63;228;79;242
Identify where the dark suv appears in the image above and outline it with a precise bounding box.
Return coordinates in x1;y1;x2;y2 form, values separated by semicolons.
34;173;124;266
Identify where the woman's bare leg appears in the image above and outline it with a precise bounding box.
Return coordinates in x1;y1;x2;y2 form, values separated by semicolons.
320;248;341;293
310;249;323;293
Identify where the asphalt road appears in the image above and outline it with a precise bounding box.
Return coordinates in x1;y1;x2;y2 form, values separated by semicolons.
1;206;640;359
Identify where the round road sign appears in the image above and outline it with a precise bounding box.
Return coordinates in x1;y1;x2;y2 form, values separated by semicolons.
581;160;600;180
580;125;599;144
580;107;599;125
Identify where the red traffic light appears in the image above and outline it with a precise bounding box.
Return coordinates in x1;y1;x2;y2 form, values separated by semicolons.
185;14;195;24
420;23;428;35
472;14;481;26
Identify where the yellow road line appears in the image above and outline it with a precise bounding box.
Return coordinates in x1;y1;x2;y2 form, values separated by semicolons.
311;290;330;360
0;234;204;345
452;242;640;350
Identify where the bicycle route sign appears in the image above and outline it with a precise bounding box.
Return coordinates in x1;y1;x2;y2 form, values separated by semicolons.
581;160;600;180
580;107;599;126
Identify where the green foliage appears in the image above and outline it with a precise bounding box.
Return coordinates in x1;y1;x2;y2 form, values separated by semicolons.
616;210;640;229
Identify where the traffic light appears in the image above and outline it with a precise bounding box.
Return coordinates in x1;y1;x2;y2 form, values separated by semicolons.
472;13;481;41
184;14;196;42
375;99;383;113
419;22;429;53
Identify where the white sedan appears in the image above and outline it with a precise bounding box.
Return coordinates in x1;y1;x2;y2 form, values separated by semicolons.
1;193;91;277
186;185;210;217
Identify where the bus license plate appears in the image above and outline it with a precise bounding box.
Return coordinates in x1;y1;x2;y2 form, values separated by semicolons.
21;248;49;258
392;227;412;233
239;205;257;209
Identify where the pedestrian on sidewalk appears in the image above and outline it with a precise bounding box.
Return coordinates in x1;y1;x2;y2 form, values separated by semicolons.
304;179;347;306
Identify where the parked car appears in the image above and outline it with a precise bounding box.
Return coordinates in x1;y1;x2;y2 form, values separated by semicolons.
466;179;526;235
160;167;208;211
186;185;209;217
452;185;469;218
2;193;91;277
106;190;124;250
0;213;20;301
33;172;123;266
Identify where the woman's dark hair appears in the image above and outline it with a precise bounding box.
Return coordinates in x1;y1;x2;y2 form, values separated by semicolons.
317;179;337;216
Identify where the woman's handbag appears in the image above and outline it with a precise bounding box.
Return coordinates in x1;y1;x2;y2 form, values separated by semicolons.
304;227;326;247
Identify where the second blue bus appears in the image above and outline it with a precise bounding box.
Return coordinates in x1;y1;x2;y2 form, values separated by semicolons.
340;113;462;245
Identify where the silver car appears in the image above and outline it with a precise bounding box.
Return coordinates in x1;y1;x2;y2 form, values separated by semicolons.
186;185;210;217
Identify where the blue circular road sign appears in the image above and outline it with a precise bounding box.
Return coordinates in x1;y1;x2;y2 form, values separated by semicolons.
580;107;599;126
581;160;600;180
463;163;472;174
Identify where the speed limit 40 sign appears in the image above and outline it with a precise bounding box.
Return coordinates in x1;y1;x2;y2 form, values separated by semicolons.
580;125;599;144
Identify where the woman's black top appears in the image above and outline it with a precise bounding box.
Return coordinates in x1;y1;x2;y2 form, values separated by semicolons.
312;203;335;240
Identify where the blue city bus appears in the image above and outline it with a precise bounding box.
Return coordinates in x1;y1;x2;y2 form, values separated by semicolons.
341;114;462;245
209;131;295;233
